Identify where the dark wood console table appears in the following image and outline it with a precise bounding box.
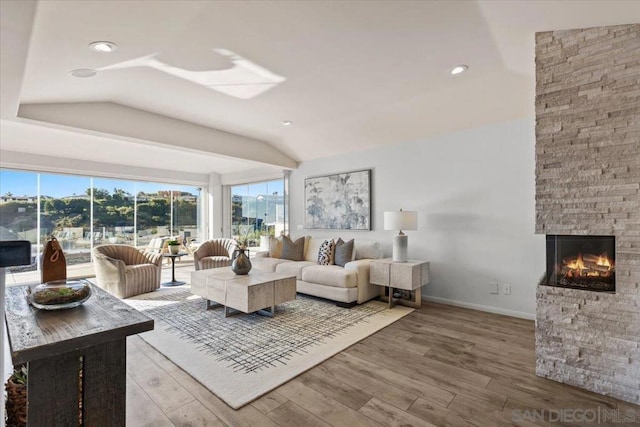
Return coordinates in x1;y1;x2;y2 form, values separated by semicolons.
4;284;153;425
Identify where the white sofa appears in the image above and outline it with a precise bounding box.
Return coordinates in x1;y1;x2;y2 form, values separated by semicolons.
252;237;381;305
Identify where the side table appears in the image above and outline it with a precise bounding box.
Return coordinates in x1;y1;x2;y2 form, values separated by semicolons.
5;284;153;425
370;258;430;308
162;252;187;286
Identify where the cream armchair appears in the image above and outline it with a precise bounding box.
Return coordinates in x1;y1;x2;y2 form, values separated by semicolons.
193;238;237;270
92;244;163;298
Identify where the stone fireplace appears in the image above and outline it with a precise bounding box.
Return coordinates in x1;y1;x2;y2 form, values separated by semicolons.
535;24;639;404
544;235;615;292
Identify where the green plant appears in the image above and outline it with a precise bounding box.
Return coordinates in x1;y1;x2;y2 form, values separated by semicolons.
167;240;179;246
6;365;27;427
10;365;27;385
237;227;250;249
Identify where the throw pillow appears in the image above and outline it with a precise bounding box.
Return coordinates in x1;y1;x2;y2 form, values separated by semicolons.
354;241;381;260
317;239;335;265
280;236;305;261
334;238;354;267
268;236;284;258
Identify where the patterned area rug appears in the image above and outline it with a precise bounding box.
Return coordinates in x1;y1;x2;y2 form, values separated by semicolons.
125;289;413;409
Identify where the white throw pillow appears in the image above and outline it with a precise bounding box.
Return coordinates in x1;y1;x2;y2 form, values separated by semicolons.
354;241;381;260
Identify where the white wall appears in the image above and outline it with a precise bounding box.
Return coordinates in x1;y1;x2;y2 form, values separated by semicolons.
289;118;544;318
208;172;223;239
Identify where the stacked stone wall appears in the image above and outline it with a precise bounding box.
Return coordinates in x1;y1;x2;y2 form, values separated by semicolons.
535;24;640;404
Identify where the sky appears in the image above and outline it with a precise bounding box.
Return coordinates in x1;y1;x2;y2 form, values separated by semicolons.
0;169;199;198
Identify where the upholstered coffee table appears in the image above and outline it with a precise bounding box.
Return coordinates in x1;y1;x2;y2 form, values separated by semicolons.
190;267;296;317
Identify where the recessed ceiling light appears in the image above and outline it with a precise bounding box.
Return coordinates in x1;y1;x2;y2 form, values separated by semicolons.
450;65;469;75
281;120;292;126
89;41;117;53
69;69;98;78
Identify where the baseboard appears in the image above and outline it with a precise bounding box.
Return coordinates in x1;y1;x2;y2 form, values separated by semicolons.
422;295;535;320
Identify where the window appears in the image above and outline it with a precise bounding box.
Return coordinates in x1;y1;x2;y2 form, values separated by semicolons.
172;187;200;246
0;170;38;271
231;179;285;248
92;178;136;246
0;169;202;283
40;173;93;268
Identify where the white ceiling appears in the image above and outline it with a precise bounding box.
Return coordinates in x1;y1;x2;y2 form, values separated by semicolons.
1;0;639;176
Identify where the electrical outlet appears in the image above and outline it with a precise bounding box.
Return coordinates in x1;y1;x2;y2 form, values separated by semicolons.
489;282;499;294
503;283;511;295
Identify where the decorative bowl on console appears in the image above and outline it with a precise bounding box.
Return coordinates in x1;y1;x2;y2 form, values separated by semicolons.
29;279;92;310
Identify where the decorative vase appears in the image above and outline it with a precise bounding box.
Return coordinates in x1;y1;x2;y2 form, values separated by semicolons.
232;248;252;275
169;245;180;255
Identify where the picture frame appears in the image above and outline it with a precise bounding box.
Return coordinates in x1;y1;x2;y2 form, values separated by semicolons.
304;169;371;230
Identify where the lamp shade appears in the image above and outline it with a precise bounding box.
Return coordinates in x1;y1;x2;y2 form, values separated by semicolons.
384;210;417;231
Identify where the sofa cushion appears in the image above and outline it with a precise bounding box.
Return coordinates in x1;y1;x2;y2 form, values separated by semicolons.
301;265;357;288
334;238;354;267
268;236;284;258
281;236;305;261
252;257;290;272
317;239;335;265
275;261;315;280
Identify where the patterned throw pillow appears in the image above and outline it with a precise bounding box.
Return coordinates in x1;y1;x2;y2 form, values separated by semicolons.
317;239;335;265
280;236;305;261
334;238;354;267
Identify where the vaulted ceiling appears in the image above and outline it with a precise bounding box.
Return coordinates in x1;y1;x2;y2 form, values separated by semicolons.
1;1;638;177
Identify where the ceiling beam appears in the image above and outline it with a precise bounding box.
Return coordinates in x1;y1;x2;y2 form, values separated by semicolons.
0;1;37;120
18;102;298;169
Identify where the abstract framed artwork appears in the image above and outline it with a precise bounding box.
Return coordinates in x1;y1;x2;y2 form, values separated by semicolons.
304;169;371;230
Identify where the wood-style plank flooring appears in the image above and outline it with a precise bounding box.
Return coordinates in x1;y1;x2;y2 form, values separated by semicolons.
126;297;639;426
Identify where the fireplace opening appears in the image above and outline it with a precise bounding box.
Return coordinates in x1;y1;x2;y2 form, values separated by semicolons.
544;235;615;292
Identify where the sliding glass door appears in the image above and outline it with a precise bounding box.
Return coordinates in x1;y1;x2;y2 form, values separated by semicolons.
0;168;203;283
231;179;285;249
39;173;93;266
0;170;39;271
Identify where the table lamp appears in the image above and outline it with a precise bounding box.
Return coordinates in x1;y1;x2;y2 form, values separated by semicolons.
384;209;417;262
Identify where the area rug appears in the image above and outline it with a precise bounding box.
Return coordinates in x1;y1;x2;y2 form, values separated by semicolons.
125;289;413;409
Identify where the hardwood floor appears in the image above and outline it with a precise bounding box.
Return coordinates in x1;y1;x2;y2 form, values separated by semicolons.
125;301;638;426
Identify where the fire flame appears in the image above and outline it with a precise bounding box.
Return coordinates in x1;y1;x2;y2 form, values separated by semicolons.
566;253;584;271
564;252;613;279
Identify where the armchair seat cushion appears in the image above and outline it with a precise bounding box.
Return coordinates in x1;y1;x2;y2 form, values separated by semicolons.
301;265;357;288
125;264;160;287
